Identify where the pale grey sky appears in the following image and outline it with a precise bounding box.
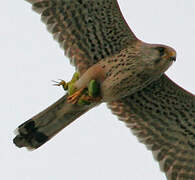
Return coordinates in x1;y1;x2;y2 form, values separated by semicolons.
1;0;195;180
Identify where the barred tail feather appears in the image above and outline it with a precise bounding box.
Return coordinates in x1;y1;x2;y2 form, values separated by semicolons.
13;94;92;149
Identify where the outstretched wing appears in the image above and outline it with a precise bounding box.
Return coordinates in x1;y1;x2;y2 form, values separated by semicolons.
108;74;195;180
25;0;137;74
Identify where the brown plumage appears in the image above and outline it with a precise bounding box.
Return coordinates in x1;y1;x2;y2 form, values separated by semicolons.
108;75;195;180
13;0;194;180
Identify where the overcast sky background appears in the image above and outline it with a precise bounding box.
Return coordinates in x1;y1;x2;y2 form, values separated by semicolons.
1;0;195;180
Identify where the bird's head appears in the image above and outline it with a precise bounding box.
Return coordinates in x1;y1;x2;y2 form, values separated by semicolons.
140;42;176;78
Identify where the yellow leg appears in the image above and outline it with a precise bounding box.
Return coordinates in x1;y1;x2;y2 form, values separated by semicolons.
67;87;86;104
53;72;102;105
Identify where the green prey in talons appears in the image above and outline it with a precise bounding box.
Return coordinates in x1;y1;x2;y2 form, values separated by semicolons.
53;72;101;105
53;72;80;95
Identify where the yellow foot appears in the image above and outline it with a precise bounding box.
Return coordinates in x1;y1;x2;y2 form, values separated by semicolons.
67;87;85;104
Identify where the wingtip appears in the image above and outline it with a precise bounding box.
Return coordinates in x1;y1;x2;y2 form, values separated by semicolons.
25;0;49;14
25;0;43;4
14;128;19;136
24;0;35;4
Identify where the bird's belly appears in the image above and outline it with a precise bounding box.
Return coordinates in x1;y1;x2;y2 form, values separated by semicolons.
100;66;154;102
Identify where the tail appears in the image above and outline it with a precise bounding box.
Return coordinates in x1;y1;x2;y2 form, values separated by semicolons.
13;94;95;149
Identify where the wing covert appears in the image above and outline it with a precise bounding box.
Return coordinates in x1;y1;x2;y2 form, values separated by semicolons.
108;74;195;180
25;0;137;74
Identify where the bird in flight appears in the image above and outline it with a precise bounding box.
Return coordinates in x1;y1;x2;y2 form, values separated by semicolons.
13;0;195;179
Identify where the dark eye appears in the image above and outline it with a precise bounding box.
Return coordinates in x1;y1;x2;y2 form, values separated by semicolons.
156;47;166;56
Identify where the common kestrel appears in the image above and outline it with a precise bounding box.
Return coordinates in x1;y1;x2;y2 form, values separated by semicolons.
13;0;195;180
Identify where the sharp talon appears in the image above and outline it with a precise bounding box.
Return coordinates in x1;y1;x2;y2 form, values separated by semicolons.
52;80;60;85
67;87;85;104
67;96;77;104
52;80;60;86
51;80;58;83
52;79;66;87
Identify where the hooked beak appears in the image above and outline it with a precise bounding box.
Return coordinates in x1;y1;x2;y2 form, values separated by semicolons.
169;49;177;62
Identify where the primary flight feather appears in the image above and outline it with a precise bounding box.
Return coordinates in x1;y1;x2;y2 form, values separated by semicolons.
13;0;194;180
